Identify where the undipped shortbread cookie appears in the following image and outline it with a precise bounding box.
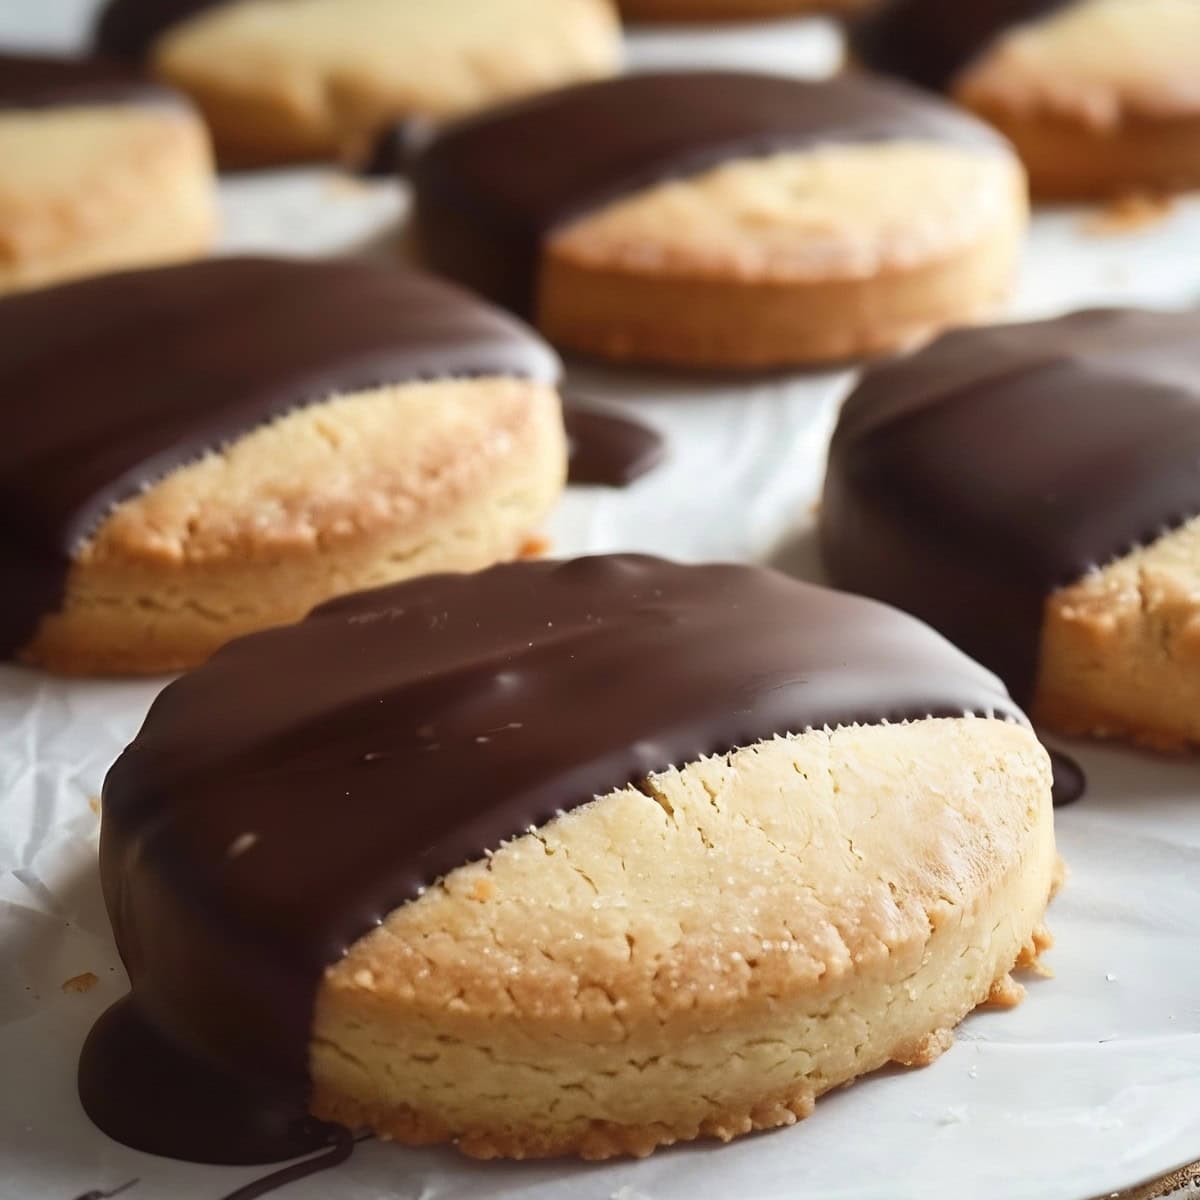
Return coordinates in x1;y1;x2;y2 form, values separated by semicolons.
0;258;566;675
92;0;622;166
850;0;1200;198
409;71;1027;369
0;54;216;296
80;556;1057;1165
821;308;1200;749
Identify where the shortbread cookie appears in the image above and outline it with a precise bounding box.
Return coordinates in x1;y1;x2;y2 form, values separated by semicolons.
821;308;1200;749
80;555;1057;1164
850;0;1200;198
0;54;215;296
618;0;866;21
0;258;566;675
93;0;622;167
410;72;1027;369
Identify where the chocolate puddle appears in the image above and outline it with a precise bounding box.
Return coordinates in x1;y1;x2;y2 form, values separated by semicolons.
563;402;665;487
1048;747;1086;807
83;554;1026;1163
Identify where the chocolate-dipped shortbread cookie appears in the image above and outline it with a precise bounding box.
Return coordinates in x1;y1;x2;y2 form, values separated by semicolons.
0;54;215;296
850;0;1200;198
0;258;566;675
92;0;621;167
81;556;1057;1164
409;72;1027;369
821;308;1200;750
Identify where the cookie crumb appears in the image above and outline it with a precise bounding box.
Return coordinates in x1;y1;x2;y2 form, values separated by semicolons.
88;796;101;815
62;972;98;994
984;972;1026;1009
520;535;552;559
1081;193;1174;236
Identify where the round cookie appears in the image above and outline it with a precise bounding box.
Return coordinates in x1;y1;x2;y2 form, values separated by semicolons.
409;72;1028;369
618;0;866;21
0;258;566;676
81;555;1057;1164
821;308;1200;750
93;0;622;167
0;54;215;296
849;0;1200;199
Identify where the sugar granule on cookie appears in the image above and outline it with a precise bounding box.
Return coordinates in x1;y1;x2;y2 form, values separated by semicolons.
81;555;1057;1164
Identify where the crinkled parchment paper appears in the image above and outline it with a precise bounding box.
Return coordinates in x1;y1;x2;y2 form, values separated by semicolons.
4;7;1200;1198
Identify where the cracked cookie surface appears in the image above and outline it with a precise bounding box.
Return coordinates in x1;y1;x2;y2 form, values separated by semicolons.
313;718;1056;1158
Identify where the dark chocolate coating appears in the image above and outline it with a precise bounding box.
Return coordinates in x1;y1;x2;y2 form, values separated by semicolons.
93;0;228;61
0;257;560;659
848;0;1075;92
83;554;1024;1162
408;70;1007;316
564;403;665;487
821;308;1200;704
0;51;175;109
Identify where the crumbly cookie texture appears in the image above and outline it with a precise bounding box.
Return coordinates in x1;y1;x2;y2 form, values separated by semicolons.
0;104;215;296
538;142;1027;367
152;0;621;166
617;0;866;19
313;717;1057;1160
956;0;1200;197
22;377;565;675
1037;514;1200;750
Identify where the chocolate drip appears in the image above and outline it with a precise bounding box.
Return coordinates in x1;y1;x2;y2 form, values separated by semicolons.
84;554;1024;1162
0;257;559;658
564;402;665;487
408;71;1006;316
848;0;1075;92
216;1132;361;1200
93;0;229;61
0;52;175;110
821;308;1200;704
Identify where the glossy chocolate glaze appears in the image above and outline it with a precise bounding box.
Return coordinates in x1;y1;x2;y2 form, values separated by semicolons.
564;402;665;487
821;308;1200;705
0;257;559;660
93;0;228;60
0;51;174;109
849;0;1075;92
83;554;1025;1162
408;70;1007;315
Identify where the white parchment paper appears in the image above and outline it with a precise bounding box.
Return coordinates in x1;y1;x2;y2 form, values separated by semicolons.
4;7;1200;1199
